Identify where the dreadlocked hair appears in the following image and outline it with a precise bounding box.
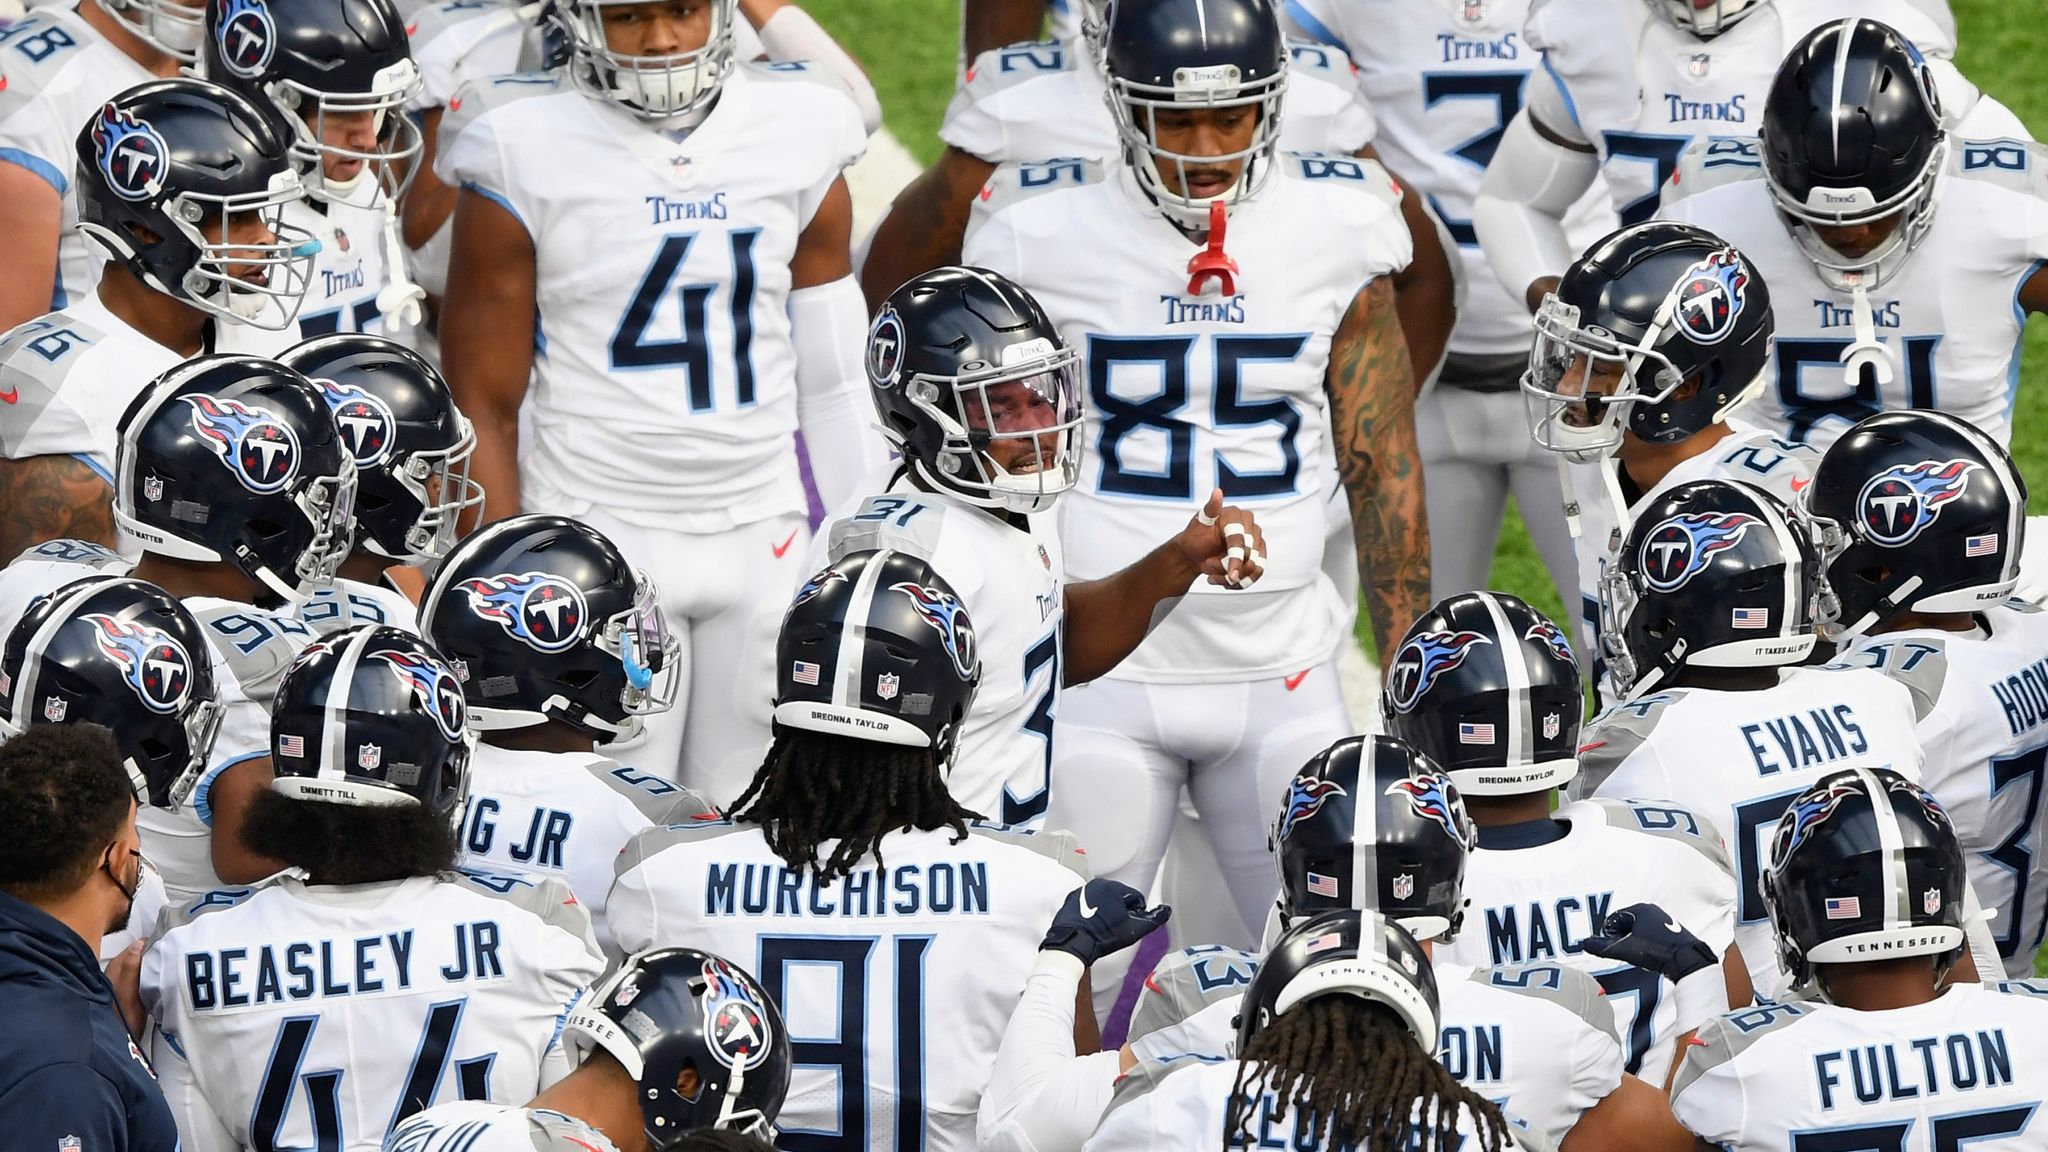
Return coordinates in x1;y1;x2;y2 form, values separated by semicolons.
1225;995;1508;1152
725;726;981;883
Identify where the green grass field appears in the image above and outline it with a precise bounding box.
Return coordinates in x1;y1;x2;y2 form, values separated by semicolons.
807;0;2048;641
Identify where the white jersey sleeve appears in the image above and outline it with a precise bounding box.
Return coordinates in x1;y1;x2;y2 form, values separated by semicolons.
405;0;537;111
385;1102;623;1152
975;950;1123;1152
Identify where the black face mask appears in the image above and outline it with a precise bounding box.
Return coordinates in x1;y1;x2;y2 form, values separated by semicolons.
102;846;142;934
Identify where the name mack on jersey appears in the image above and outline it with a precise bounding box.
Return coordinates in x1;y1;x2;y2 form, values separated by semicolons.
704;859;994;918
182;920;511;1009
1483;893;1617;966
1812;1028;2016;1110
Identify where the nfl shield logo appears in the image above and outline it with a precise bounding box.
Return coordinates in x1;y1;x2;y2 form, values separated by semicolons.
1924;888;1941;915
877;673;900;701
1689;53;1710;77
333;226;350;253
143;475;164;502
1038;544;1051;571
43;696;66;722
1392;873;1415;900
59;1137;81;1152
1543;713;1561;740
357;743;382;770
1461;0;1484;21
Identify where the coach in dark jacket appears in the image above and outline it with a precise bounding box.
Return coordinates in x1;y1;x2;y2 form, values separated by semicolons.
0;725;177;1150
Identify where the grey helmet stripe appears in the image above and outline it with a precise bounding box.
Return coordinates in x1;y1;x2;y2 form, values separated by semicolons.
1854;765;1911;931
318;626;379;786
10;579;107;731
832;551;893;712
1353;750;1380;913
1481;593;1533;766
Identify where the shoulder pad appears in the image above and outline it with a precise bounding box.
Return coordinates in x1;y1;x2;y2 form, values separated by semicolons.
613;816;750;880
0;313;107;417
1107;1052;1227;1114
584;759;720;825
1825;638;1949;723
1665;137;1765;204
1284;39;1349;79
405;0;516;48
826;493;952;565
191;604;313;700
155;879;277;937
1670;1001;1810;1099
8;537;124;569
1574;690;1686;796
1993;979;2048;997
442;69;566;142
1584;798;1734;873
1480;963;1621;1045
0;13;94;100
1280;151;1404;209
962;38;1076;92
451;868;595;941
1947;140;2048;201
1128;947;1258;1042
969;157;1104;229
966;821;1091;878
529;1108;623;1152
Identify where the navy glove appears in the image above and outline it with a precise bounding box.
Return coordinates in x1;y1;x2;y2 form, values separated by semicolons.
1581;902;1718;981
1041;879;1171;966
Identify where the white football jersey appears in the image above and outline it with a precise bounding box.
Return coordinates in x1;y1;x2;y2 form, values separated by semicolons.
297;576;420;635
457;743;714;950
1573;666;1927;998
142;596;317;902
1657;137;2048;449
435;64;864;527
1086;1058;1538;1152
1443;798;1738;1079
0;7;151;311
941;35;1375;165
1524;0;1966;228
809;471;1066;828
964;156;1409;681
1671;982;2048;1152
385;1101;621;1152
0;290;294;477
142;871;603;1152
292;199;400;338
608;819;1088;1152
1566;424;1819;698
1836;604;2048;977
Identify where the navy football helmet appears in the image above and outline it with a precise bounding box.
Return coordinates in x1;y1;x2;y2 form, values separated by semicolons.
1271;735;1476;943
1763;766;1966;989
1806;411;2026;639
76;79;316;330
1102;0;1288;226
776;551;979;773
420;515;678;743
558;0;737;119
0;576;222;809
282;334;484;562
1605;479;1821;699
201;0;424;202
1525;222;1773;461
568;948;789;1145
1761;19;1945;292
1381;592;1583;796
269;624;473;817
868;267;1082;514
114;354;358;607
1237;909;1439;1053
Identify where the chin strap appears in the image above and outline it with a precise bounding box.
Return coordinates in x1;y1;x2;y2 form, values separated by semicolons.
1185;200;1238;297
1838;283;1897;388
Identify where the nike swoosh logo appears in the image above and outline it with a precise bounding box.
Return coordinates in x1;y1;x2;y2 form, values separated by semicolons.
1283;669;1310;691
1078;889;1098;917
1664;919;1683;933
1578;741;1607;753
448;96;463;112
772;529;799;559
0;386;17;404
1789;477;1812;493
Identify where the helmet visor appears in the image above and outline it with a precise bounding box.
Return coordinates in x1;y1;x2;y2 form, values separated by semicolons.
912;339;1084;513
1522;294;1686;459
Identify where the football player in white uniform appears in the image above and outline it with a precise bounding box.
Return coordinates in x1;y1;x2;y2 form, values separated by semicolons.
0;79;313;558
0;0;195;331
1085;911;1534;1152
609;551;1090;1152
1385;591;1748;1082
421;514;711;952
387;946;791;1152
438;0;886;798
1281;0;1594;606
283;335;484;633
112;355;356;900
201;0;430;338
1470;0;2018;317
1657;19;2048;448
142;625;603;1152
1572;478;1971;998
0;577;221;962
1673;766;2048;1152
1522;222;1817;697
963;0;1429;958
813;267;1267;827
1809;412;2048;978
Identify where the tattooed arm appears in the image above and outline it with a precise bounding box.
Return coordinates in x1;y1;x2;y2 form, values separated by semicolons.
0;456;115;558
859;146;998;310
1326;275;1430;656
